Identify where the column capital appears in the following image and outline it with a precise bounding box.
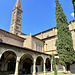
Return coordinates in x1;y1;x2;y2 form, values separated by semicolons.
16;59;20;62
44;59;46;64
16;57;20;62
33;58;36;62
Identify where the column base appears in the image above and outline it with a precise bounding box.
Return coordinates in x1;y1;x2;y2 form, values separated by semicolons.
43;71;46;74
14;73;18;75
33;72;36;75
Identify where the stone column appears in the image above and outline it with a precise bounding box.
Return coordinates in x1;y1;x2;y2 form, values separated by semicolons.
14;57;20;75
0;54;2;59
63;66;66;72
33;58;36;75
43;60;46;73
51;58;53;71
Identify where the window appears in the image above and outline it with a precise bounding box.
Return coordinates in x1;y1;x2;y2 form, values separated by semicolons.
13;12;15;16
12;19;14;23
17;12;21;16
0;39;3;42
36;43;42;52
16;25;19;30
17;19;20;23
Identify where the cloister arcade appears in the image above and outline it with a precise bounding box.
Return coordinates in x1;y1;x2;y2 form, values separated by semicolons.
0;43;52;75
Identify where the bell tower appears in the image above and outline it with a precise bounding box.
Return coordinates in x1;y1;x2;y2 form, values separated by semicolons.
10;0;23;35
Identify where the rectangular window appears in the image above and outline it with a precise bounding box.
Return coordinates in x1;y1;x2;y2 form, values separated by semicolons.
17;12;21;16
36;43;42;52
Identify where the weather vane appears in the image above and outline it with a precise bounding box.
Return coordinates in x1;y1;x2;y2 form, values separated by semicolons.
72;0;75;17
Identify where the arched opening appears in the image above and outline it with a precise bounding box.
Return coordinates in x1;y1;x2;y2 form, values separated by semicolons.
23;58;33;74
36;56;43;72
19;54;33;74
46;58;51;71
7;58;16;72
0;51;16;74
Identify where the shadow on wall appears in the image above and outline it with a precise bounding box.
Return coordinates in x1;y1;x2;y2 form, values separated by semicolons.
70;64;75;73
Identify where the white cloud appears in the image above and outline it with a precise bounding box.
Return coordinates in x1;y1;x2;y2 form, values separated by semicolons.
71;12;74;17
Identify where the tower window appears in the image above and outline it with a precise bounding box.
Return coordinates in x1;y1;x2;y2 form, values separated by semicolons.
17;19;20;23
17;12;21;16
13;12;15;16
12;19;14;23
16;25;19;30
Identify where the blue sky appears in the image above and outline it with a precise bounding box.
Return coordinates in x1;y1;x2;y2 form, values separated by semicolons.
0;0;75;35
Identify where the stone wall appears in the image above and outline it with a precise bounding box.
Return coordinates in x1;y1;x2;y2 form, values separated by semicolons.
23;35;32;49
34;21;75;51
0;29;24;47
32;37;44;52
70;64;75;73
23;35;44;52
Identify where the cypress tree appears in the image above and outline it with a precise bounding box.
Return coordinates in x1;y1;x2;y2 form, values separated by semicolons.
52;54;57;75
55;0;75;72
72;0;75;17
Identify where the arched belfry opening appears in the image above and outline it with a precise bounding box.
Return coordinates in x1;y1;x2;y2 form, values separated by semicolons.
0;51;16;74
45;58;51;71
19;54;33;74
36;56;44;72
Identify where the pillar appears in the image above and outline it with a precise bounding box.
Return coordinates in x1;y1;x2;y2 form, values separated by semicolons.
33;58;36;75
63;66;66;72
14;57;20;75
0;54;2;58
51;58;53;71
43;60;46;73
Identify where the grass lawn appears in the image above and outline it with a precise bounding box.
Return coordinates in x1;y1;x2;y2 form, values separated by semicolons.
41;72;75;75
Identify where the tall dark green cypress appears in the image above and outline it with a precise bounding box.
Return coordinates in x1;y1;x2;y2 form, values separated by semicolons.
72;0;75;17
55;0;75;71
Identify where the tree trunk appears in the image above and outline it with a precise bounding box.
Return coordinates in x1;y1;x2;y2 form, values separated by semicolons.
66;63;71;74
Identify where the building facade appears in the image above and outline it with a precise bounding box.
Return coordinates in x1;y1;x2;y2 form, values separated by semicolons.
0;0;75;75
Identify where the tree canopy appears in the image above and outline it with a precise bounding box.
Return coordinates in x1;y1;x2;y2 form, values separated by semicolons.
72;0;75;17
55;0;75;70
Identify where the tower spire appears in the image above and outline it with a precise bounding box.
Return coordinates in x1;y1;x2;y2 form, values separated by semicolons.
14;0;22;11
10;0;23;35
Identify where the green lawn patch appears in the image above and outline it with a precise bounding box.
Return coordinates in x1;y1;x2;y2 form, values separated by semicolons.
41;72;66;75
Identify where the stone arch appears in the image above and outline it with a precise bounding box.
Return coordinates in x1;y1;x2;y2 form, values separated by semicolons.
36;56;44;72
19;53;34;74
0;49;17;58
36;55;44;61
45;58;51;71
20;53;34;60
45;56;50;59
0;50;17;74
